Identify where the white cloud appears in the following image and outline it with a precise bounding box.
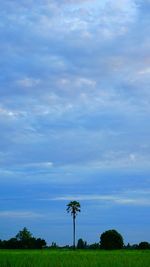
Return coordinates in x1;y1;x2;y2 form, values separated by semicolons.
0;107;19;118
138;67;150;75
16;77;40;88
4;0;138;40
49;191;150;206
86;151;150;170
0;211;43;219
23;161;53;168
50;195;116;201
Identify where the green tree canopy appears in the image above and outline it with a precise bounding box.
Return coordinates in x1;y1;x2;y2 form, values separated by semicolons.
100;229;124;250
138;242;150;249
16;227;32;242
66;201;81;249
66;201;81;217
77;238;87;249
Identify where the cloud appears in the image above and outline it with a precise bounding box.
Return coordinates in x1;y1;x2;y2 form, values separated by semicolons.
0;211;43;219
21;162;53;169
138;67;150;75
0;0;149;182
16;77;40;88
48;190;150;206
0;107;19;118
0;0;150;245
87;151;150;170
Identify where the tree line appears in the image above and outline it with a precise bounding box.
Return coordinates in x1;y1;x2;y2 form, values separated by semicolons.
0;201;149;250
0;227;150;250
76;233;150;250
66;201;150;250
0;227;46;249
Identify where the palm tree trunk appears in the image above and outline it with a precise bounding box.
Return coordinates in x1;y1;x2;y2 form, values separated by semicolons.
73;214;75;249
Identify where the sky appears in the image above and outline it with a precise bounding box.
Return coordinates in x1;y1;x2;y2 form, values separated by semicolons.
0;0;150;246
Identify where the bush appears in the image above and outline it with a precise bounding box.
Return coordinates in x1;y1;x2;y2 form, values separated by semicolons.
88;243;100;249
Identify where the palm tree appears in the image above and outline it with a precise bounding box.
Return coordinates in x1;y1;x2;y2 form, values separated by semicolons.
66;201;81;249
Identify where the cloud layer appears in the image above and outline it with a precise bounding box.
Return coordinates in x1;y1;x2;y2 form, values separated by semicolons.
0;0;150;244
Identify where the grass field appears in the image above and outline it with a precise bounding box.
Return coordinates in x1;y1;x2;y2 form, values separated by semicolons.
0;249;149;267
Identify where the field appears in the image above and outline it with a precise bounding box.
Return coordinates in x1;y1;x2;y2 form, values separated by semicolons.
0;249;149;267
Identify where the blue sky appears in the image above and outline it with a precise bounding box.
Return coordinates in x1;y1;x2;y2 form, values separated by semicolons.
0;0;150;246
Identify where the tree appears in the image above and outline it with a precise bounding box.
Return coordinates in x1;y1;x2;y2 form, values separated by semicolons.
16;227;32;241
66;201;81;249
138;242;150;249
100;229;124;250
77;238;87;249
0;228;47;249
16;227;33;249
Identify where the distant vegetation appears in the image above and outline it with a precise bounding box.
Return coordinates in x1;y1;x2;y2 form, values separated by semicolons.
0;228;46;249
0;202;149;250
0;227;150;250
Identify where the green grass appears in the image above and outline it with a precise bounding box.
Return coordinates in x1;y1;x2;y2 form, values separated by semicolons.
0;249;149;267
